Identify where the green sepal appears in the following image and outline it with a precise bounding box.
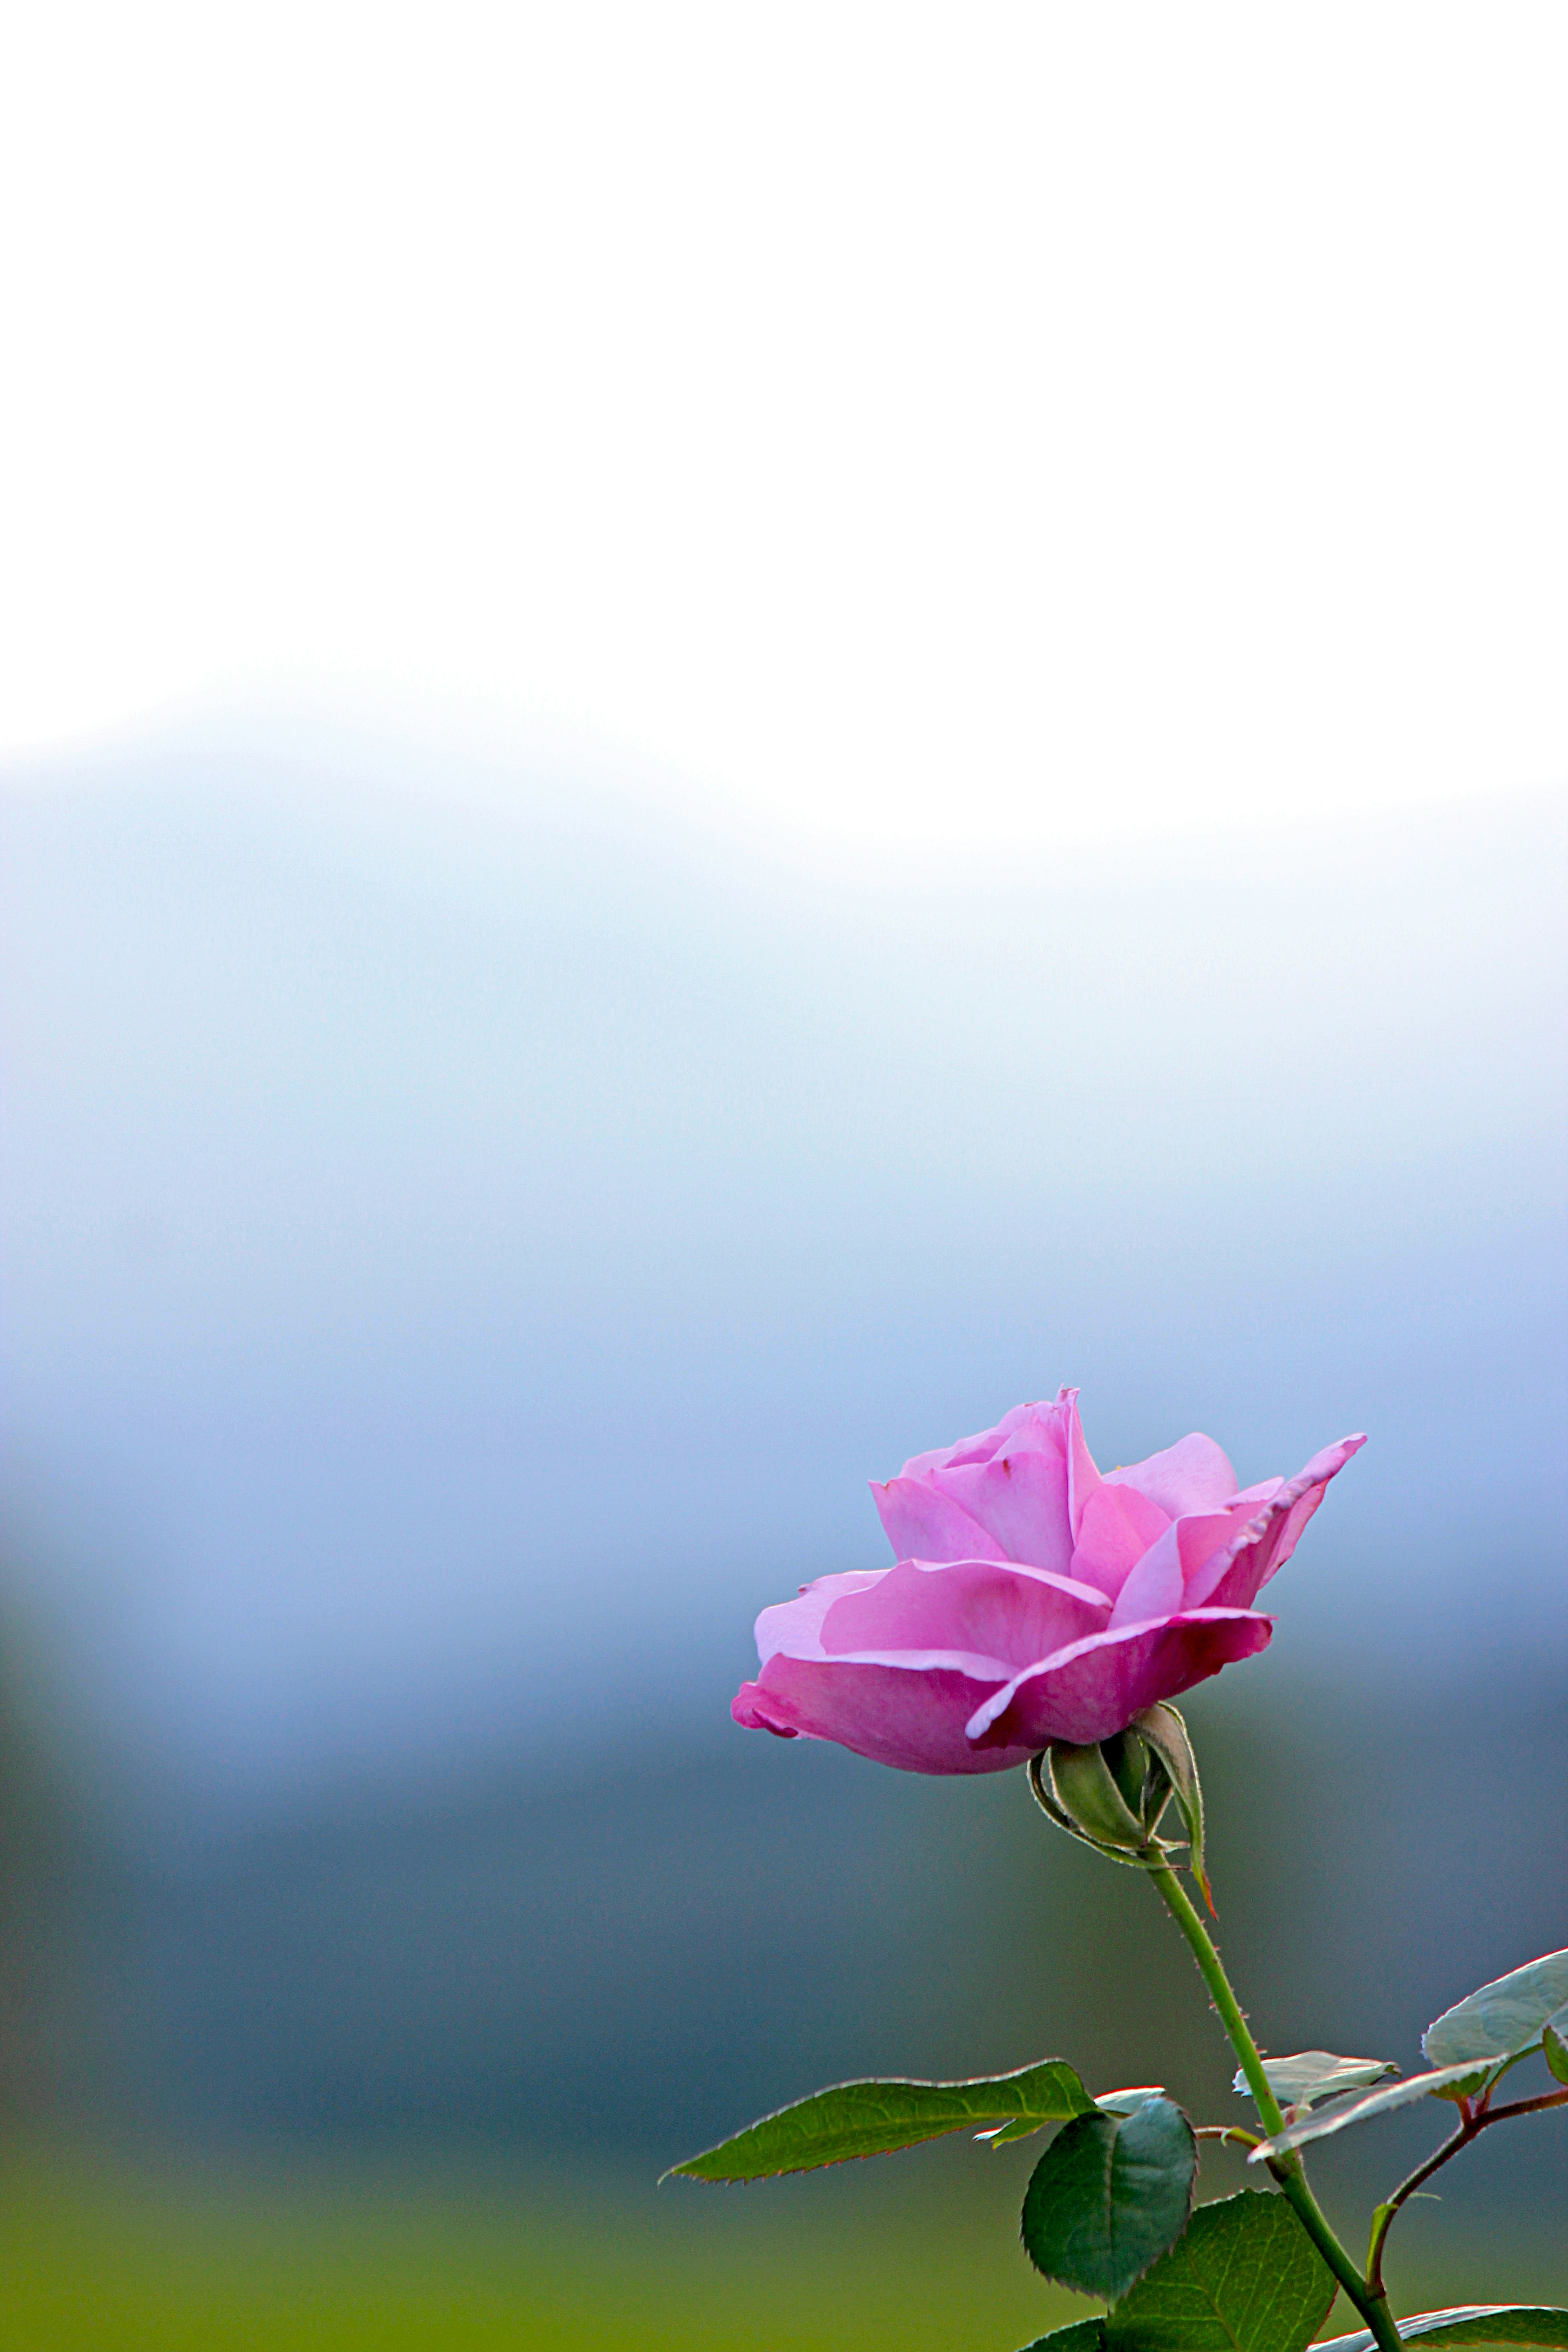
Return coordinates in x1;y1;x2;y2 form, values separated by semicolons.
1027;1748;1174;1872
666;2055;1096;2180
1048;1739;1155;1849
1132;1703;1211;1906
1020;2094;1196;2302
1542;2005;1568;2085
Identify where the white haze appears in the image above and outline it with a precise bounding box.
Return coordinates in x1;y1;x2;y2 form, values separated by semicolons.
3;5;1567;852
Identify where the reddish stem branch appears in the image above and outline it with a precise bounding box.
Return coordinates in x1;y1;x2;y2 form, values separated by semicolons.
1368;2082;1568;2295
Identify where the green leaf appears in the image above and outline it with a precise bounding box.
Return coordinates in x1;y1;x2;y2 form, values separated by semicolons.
1134;1702;1210;1903
1233;2053;1399;2111
1540;2004;1568;2086
1095;2085;1168;2115
1104;2189;1336;2352
667;2056;1095;2180
1251;2064;1495;2161
1016;2324;1107;2352
984;2084;1167;2149
1422;1949;1568;2069
1021;2094;1196;2301
1312;2307;1568;2348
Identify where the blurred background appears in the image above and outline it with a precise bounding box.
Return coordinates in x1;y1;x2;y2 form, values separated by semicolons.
2;7;1566;2348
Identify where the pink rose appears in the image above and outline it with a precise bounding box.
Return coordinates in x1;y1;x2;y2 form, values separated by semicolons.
733;1389;1364;1773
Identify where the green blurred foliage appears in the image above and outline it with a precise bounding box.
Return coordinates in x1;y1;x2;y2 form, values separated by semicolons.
0;1615;96;2124
4;2138;1566;2352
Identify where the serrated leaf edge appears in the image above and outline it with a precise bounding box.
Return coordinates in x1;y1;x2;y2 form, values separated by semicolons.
1311;2305;1568;2350
665;2055;1095;2181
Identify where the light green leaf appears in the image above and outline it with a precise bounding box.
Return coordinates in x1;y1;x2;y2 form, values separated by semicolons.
1234;2054;1399;2111
1104;2189;1336;2352
1096;2085;1168;2115
1422;1949;1568;2069
1250;2065;1491;2161
1541;2005;1568;2086
667;2056;1095;2180
1021;2095;1196;2302
1312;2306;1568;2348
1016;2324;1107;2352
980;2084;1164;2149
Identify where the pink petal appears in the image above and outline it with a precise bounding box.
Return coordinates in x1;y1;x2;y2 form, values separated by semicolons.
752;1570;885;1668
878;1445;1074;1575
1106;1432;1238;1518
732;1682;802;1738
965;1609;1275;1751
898;1397;1065;1478
1105;1519;1185;1629
871;1477;1008;1564
819;1556;1109;1672
1070;1481;1171;1602
1187;1434;1367;1610
1106;1508;1244;1625
1059;1388;1105;1541
734;1654;1029;1775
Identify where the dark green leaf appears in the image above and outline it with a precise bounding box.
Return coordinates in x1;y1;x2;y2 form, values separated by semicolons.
1312;2307;1568;2348
1422;1950;1568;2069
1104;2189;1335;2352
1021;2095;1196;2301
667;2056;1094;2180
1015;2323;1107;2352
1233;2054;1398;2111
1251;2064;1491;2160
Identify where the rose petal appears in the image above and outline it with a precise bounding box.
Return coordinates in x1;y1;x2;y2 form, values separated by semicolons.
1059;1388;1105;1541
1105;1432;1238;1518
871;1477;1008;1564
964;1609;1274;1750
735;1654;1029;1774
820;1556;1109;1672
1186;1434;1366;1610
1105;1508;1244;1626
1070;1481;1170;1603
898;1397;1065;1478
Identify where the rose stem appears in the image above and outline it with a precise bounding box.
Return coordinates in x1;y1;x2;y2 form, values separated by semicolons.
1147;1860;1404;2352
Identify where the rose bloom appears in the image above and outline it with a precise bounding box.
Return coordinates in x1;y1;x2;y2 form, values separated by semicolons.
733;1389;1364;1773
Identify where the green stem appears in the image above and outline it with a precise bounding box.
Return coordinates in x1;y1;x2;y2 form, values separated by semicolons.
1147;1862;1404;2352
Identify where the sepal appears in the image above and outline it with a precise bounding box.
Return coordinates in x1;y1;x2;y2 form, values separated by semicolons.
1131;1702;1211;1904
1028;1713;1207;1886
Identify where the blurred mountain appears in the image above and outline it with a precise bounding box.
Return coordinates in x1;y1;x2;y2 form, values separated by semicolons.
3;709;1563;1811
63;1664;1568;2295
